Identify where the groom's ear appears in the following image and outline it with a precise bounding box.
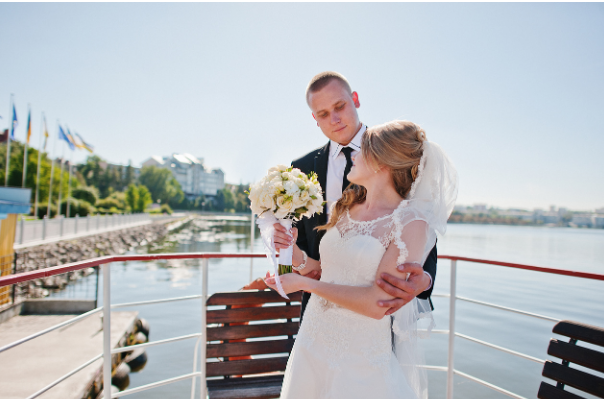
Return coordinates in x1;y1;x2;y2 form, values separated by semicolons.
352;92;360;108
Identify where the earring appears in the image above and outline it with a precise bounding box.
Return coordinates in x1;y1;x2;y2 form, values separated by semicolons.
317;122;319;127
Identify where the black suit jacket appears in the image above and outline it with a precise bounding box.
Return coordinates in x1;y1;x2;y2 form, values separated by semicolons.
292;141;438;322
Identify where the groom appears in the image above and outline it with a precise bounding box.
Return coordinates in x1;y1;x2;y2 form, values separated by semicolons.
274;71;437;320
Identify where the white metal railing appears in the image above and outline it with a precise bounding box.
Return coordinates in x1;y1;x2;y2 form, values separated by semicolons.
15;213;152;246
0;253;603;399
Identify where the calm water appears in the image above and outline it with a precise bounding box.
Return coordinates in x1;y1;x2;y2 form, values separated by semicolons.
54;220;604;398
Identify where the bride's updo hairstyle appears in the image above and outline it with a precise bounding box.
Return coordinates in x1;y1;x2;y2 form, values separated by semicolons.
318;120;427;231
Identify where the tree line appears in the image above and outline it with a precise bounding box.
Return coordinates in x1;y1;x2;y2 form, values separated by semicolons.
1;140;250;217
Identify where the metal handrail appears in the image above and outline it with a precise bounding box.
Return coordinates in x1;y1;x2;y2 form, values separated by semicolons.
0;253;602;399
455;332;545;364
25;353;103;399
111;333;203;355
456;295;561;322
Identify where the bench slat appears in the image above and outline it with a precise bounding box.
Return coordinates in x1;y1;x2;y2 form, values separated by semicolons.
208;290;302;306
553;321;604;347
207;356;289;377
548;339;604;373
538;382;586;399
207;339;295;358
208;305;301;324
207;322;299;341
208;386;281;399
542;361;604;398
208;376;283;399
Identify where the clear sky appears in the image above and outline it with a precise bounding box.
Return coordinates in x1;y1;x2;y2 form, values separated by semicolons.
1;3;603;211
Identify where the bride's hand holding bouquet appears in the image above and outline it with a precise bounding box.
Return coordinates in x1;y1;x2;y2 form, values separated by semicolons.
247;165;325;298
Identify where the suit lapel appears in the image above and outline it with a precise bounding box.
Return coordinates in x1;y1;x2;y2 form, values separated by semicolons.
314;141;330;226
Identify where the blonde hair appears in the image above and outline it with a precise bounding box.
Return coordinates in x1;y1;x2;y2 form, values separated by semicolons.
318;120;427;231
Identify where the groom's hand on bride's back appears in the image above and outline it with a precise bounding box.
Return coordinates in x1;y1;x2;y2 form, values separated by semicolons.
376;263;431;315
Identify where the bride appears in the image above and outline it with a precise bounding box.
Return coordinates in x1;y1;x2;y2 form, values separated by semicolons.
264;120;458;399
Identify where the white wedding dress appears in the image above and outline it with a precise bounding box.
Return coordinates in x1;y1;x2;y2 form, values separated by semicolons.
270;140;457;399
281;207;433;399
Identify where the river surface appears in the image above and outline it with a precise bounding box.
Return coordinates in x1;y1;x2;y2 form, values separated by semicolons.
52;219;604;398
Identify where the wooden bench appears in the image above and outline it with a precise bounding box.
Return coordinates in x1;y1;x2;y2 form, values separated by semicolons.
205;289;302;399
538;320;604;399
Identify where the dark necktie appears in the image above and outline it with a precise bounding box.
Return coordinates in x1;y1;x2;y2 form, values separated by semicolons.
341;147;354;192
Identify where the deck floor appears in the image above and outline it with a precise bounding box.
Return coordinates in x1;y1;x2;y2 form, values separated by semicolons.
0;311;138;399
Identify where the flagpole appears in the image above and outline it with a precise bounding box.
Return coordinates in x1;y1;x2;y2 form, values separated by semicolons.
5;94;13;186
34;113;44;218
22;104;31;188
57;144;65;216
66;150;73;217
46;121;58;218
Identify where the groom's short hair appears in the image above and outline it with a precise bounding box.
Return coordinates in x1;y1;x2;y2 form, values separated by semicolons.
306;71;352;104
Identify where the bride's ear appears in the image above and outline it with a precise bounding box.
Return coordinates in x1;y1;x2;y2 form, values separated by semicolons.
352;92;360;108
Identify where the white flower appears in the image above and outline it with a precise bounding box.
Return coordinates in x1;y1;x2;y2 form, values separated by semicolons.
292;192;306;209
275;196;294;219
272;180;284;195
268;164;288;173
294;177;306;189
259;190;276;211
284;180;300;195
299;190;310;204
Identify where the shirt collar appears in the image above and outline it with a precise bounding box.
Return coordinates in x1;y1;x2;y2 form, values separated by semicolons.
330;124;366;159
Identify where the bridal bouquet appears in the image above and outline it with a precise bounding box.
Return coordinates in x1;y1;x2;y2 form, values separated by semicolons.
247;165;325;298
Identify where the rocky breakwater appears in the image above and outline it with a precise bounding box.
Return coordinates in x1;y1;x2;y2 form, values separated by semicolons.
14;223;169;300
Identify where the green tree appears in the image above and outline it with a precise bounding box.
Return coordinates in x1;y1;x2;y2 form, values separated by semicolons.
72;187;98;206
138;166;184;206
136;185;152;212
125;184;139;212
0;140;76;213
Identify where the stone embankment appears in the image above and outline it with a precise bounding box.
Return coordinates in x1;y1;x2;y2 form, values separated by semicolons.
13;223;169;300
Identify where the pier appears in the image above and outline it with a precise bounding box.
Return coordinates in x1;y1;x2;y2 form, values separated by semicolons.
0;309;138;399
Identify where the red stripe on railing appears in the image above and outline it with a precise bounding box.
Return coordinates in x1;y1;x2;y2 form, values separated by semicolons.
1;253;603;288
0;253;266;288
438;255;604;281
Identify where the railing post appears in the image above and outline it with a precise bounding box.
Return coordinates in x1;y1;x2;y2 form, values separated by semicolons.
103;263;112;399
19;215;24;244
75;214;79;234
60;215;64;237
200;258;208;399
42;215;47;240
447;259;458;399
249;211;255;282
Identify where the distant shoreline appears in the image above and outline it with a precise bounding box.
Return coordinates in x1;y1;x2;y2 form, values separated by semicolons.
447;218;602;229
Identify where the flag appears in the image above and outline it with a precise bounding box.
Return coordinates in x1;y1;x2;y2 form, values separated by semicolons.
66;128;79;150
26;108;32;144
10;104;18;138
58;125;75;150
70;129;85;150
42;115;49;150
75;132;94;153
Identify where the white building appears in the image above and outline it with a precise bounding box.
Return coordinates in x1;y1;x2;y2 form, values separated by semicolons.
142;153;225;199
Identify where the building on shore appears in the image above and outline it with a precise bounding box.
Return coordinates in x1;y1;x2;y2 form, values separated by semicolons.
142;153;225;200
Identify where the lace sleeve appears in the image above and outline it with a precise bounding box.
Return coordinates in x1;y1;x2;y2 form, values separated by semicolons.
391;207;431;266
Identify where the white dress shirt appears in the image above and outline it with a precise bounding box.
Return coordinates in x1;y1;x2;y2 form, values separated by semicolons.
325;124;365;216
323;123;433;290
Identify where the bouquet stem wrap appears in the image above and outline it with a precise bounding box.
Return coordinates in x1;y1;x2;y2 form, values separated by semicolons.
277;218;293;275
256;212;289;299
